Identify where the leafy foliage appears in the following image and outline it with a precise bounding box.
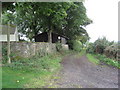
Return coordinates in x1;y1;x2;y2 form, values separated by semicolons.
94;37;110;54
2;2;92;43
86;42;95;54
56;42;62;52
69;40;82;52
87;37;115;54
104;44;118;59
63;2;92;46
87;37;118;61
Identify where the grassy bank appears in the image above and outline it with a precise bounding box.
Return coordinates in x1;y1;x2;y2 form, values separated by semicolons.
94;54;120;68
86;54;99;65
87;54;120;68
2;53;63;88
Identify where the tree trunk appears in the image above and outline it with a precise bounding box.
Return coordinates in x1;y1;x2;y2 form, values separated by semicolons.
7;22;11;63
34;31;38;42
48;30;52;43
48;16;52;44
32;25;38;42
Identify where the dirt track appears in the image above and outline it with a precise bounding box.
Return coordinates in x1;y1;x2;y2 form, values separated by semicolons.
53;55;118;88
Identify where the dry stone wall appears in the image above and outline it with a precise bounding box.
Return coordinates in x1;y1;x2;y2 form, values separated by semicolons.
2;42;57;58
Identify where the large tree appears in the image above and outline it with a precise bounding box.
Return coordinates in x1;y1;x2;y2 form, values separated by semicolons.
2;2;92;43
6;2;72;42
61;2;92;48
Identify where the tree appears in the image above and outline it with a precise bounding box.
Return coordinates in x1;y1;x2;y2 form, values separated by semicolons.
86;42;95;53
2;2;92;44
94;37;110;54
2;2;15;13
62;2;92;48
7;2;72;42
87;37;114;54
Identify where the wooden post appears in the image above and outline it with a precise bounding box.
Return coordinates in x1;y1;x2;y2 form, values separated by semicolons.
7;22;11;63
0;2;2;90
0;1;2;62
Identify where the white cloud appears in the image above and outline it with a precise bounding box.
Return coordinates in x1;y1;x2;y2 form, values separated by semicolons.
84;0;119;42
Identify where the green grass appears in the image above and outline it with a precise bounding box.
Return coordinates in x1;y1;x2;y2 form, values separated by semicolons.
2;67;56;88
94;54;120;68
2;53;62;88
87;53;120;68
0;67;2;89
86;54;99;64
2;67;33;88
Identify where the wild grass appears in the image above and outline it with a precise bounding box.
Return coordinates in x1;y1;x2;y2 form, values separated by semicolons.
2;53;62;88
94;54;120;68
0;67;2;89
87;53;120;68
86;54;100;65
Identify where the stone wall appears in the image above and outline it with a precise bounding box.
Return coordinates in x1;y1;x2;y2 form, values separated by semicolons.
2;42;69;58
2;42;56;58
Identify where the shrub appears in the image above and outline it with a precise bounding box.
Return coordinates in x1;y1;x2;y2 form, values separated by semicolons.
72;40;82;52
86;43;95;54
104;44;118;59
94;37;110;54
87;37;115;55
56;42;62;52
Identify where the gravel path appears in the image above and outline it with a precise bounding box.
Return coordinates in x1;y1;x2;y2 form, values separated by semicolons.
53;55;118;88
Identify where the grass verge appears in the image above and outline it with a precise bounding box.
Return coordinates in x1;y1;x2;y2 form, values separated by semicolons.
87;53;120;68
94;54;120;68
86;54;99;65
2;53;63;88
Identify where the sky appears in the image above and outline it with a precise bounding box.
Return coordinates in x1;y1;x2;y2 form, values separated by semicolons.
84;0;119;42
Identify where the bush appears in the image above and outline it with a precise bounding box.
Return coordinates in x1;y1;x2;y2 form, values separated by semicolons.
94;37;110;54
87;37;115;55
72;40;82;52
104;44;118;59
86;43;95;54
56;42;62;52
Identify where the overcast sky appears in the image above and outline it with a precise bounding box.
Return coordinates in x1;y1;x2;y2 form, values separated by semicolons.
84;0;119;42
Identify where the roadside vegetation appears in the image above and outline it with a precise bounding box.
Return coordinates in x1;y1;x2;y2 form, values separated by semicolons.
2;42;78;88
86;37;120;68
95;54;120;68
86;54;99;65
3;50;79;88
2;53;62;88
2;2;91;77
2;37;119;88
1;2;119;88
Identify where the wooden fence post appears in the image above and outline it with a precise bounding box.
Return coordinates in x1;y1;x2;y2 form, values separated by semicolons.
0;1;2;63
7;22;11;63
0;2;2;90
